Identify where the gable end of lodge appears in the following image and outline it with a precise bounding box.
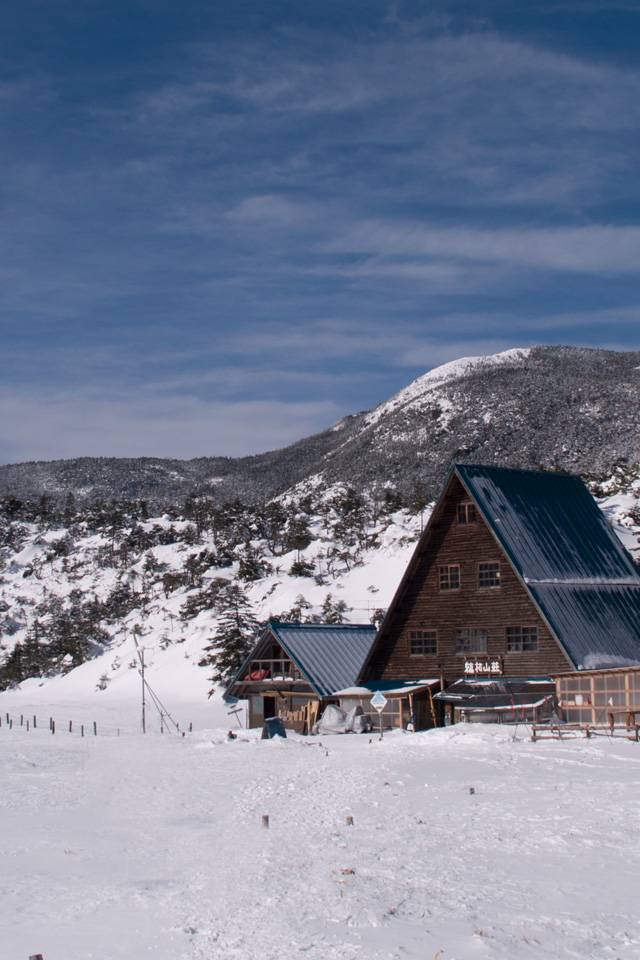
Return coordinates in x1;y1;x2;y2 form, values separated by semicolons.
360;469;572;686
226;463;640;731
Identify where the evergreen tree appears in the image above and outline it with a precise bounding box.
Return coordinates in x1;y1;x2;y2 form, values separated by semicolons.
279;593;314;622
288;556;315;577
284;512;312;554
63;491;77;526
320;592;348;623
237;542;271;582
199;584;260;691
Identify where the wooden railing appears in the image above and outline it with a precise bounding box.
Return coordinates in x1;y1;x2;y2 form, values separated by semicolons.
244;659;304;681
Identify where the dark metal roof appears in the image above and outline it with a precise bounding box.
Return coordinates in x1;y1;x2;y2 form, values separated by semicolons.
456;463;640;583
271;622;378;698
455;464;640;668
228;621;378;699
532;582;640;669
434;678;555;711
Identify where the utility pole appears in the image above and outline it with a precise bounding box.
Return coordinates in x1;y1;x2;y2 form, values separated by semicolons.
141;646;146;734
133;632;146;735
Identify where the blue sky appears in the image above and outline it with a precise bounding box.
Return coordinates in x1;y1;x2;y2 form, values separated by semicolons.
2;0;640;463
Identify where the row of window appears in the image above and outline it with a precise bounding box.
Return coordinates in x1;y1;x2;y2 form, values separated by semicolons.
439;562;500;591
409;625;539;656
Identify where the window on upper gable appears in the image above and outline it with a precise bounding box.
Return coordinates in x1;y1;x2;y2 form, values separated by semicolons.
456;628;488;654
409;630;437;656
439;565;460;590
506;626;538;652
478;562;501;588
457;502;477;524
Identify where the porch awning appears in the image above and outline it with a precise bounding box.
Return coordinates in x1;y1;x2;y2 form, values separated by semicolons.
434;678;555;712
333;679;440;698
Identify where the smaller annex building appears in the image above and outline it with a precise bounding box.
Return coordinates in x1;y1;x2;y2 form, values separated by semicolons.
552;665;640;727
358;463;640;724
225;621;378;734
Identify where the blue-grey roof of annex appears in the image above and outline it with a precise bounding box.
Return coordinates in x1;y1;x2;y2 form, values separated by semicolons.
230;621;378;699
455;463;640;668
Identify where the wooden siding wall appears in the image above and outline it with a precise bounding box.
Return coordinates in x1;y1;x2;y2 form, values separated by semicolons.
366;476;572;684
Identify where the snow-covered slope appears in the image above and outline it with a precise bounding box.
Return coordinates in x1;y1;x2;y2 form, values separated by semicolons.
0;492;424;703
1;710;639;960
0;468;639;705
362;347;532;428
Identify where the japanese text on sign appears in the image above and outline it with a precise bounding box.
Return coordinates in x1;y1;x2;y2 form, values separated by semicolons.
464;660;502;676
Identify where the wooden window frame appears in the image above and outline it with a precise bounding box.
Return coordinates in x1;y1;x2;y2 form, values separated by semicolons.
478;561;501;589
439;564;461;591
456;628;488;654
409;629;438;656
457;502;477;525
506;625;539;653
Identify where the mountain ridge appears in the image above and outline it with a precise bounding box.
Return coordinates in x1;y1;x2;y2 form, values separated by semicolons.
1;344;639;507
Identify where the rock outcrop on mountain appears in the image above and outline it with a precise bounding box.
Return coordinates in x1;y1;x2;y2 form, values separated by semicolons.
1;344;639;507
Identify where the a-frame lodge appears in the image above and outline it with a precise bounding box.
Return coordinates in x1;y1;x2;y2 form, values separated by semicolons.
227;464;640;731
359;463;640;724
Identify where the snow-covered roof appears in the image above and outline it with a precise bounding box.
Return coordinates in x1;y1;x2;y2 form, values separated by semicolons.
333;679;439;698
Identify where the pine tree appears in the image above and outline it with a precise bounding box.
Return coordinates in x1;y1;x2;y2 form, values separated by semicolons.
199;584;260;691
279;593;314;622
237;542;271;581
320;592;348;623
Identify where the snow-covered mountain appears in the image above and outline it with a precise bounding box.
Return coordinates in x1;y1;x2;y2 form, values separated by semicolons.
2;344;640;507
2;343;640;700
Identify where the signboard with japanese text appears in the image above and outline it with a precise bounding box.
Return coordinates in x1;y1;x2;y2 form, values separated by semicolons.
464;659;503;676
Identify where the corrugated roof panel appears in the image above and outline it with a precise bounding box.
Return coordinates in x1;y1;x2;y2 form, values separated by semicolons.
434;678;555;710
270;622;378;698
456;464;640;583
531;582;640;669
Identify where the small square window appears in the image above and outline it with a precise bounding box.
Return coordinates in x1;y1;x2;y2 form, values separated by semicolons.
506;626;538;652
439;565;460;590
456;629;487;654
457;502;477;524
478;562;500;588
409;630;437;656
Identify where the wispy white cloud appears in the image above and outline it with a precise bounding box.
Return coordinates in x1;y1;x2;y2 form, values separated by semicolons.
1;10;640;461
0;387;344;464
327;221;640;276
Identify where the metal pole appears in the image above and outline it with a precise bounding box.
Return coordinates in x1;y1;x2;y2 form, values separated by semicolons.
141;647;146;734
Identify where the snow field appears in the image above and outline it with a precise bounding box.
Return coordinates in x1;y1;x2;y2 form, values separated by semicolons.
2;702;640;960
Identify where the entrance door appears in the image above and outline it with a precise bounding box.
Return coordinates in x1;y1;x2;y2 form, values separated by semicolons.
263;696;276;720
